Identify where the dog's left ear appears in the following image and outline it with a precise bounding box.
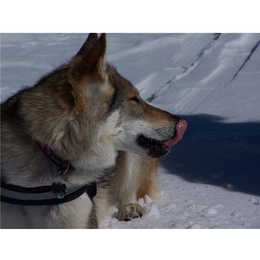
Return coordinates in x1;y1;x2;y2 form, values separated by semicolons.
70;33;107;81
76;33;99;57
86;33;106;79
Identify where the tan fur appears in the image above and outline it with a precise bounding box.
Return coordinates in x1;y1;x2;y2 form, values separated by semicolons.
1;34;184;228
94;151;159;225
136;159;158;200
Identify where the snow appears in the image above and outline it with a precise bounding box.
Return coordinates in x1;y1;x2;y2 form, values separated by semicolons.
1;33;260;231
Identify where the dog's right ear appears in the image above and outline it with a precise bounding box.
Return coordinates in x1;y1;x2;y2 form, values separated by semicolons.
69;33;107;82
84;33;107;80
69;34;107;111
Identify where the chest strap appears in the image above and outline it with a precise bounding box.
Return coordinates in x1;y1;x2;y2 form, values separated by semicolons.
1;181;97;206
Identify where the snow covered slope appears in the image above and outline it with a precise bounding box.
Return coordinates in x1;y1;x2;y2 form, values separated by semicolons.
1;33;260;229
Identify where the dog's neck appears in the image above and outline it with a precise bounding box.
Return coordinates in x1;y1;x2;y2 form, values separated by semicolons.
37;141;74;175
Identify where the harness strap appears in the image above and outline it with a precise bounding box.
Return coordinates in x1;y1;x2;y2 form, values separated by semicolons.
1;142;98;206
1;181;97;206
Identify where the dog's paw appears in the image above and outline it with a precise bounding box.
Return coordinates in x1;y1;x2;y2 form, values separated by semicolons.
116;203;145;221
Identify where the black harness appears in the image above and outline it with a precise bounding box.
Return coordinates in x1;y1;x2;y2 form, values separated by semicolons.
0;142;97;206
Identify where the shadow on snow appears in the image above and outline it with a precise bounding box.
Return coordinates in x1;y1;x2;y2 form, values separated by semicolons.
159;114;260;196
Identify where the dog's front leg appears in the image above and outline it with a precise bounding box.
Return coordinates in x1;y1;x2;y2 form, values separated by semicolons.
116;203;145;221
114;153;146;221
111;152;158;222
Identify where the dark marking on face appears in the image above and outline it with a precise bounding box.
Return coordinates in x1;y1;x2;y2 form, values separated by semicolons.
106;84;121;117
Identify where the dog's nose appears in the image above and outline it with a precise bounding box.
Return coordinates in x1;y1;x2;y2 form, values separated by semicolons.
164;119;187;147
170;114;181;123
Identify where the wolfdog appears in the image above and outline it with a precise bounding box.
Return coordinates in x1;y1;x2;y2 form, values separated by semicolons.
1;34;187;228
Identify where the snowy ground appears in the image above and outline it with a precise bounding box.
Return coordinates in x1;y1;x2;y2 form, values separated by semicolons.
1;33;260;229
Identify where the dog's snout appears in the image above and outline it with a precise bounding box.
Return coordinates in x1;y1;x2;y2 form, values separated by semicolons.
171;114;181;124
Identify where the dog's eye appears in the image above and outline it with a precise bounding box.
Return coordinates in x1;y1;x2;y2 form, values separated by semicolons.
130;96;140;104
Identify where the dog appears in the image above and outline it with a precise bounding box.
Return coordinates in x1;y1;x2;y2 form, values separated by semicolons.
1;33;187;228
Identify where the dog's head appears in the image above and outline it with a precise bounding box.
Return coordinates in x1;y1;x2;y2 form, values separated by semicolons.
103;66;187;158
22;34;186;171
68;34;187;158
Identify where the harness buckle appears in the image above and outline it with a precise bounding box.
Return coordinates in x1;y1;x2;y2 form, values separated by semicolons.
52;182;67;199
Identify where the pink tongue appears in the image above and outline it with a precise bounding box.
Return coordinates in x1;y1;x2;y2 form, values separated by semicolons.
164;119;187;147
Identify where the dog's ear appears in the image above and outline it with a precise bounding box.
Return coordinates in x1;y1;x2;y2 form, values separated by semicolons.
69;34;107;110
85;33;107;79
70;33;107;81
76;33;98;57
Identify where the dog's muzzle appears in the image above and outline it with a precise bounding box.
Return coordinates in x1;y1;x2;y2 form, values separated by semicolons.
136;119;187;158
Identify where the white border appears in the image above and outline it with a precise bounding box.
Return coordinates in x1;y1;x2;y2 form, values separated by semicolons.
1;0;259;33
0;230;259;260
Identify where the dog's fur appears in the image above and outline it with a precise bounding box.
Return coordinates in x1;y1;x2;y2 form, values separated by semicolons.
1;34;182;228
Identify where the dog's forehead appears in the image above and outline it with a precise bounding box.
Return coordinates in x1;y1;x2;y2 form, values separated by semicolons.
107;65;139;96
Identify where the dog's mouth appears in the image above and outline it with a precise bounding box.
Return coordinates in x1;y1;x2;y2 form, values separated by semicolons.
137;135;170;158
136;119;187;158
